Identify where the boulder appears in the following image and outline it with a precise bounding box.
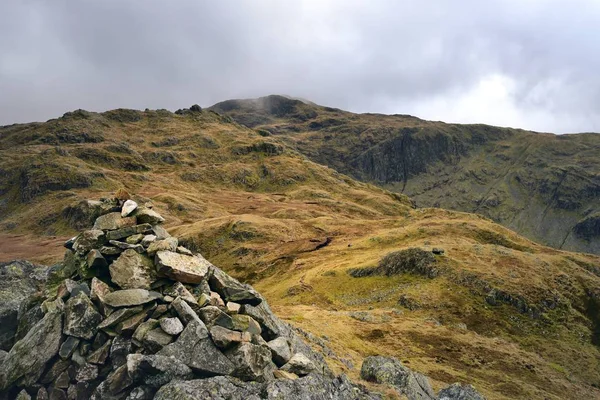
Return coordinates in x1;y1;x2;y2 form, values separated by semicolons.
134;208;165;225
143;328;174;352
0;260;48;351
267;337;292;366
210;267;262;306
109;249;156;289
160;317;184;335
147;237;178;256
225;342;274;381
438;383;487;400
231;314;262;335
106;224;152;241
209;325;251;349
127;354;193;388
121;200;138;217
64;292;103;340
281;353;316;377
0;309;63;390
103;289;162;308
360;356;435;400
93;212;136;230
152;225;170;240
198;306;234;329
154;251;209;284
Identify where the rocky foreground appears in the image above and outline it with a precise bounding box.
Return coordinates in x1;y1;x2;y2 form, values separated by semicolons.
0;195;485;399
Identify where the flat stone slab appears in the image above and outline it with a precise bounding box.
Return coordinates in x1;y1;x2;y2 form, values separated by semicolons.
109;249;156;289
106;224;153;241
93;212;136;231
155;251;210;284
103;289;162;308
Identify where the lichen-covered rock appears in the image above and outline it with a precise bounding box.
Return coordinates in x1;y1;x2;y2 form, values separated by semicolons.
0;260;48;351
109;249;156;289
106;224;152;241
72;229;106;255
121;199;138;217
154;251;209;284
267;337;292;366
163;282;196;304
86;249;108;271
134;208;165;225
171;297;202;325
438;383;487;400
210;326;251;349
64;292;103;340
225;342;274;381
360;356;435;400
281;353;316;377
160;317;184;335
147;237;178;256
127;354;193;388
209;266;262;306
103;289;162;308
0;309;63;390
93;212;136;230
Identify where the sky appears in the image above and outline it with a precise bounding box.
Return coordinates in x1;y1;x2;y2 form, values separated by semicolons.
1;0;600;133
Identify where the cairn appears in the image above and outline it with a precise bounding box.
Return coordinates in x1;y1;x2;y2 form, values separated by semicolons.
0;196;374;400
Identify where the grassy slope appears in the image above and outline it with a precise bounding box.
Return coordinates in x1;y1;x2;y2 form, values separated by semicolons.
209;95;600;255
1;107;600;399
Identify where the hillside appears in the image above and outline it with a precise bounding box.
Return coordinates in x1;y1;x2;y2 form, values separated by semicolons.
1;106;600;399
209;95;600;255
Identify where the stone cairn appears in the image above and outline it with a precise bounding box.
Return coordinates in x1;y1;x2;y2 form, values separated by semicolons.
0;196;375;400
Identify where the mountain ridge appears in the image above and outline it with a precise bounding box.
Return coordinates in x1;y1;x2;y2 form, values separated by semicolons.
208;95;600;255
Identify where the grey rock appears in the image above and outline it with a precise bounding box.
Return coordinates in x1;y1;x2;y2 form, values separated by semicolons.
176;246;193;256
360;356;435;400
72;230;106;255
438;383;487;400
106;224;152;241
90;364;132;400
87;339;112;364
64;293;102;339
109;250;156;289
240;303;280;340
267;337;292;366
75;363;98;382
281;353;316;377
163;282;196;304
93;212;136;230
147;237;178;256
48;388;67;400
0;260;48;351
125;386;155;400
134;208;165;225
90;278;113;316
209;325;251;349
126;233;144;244
226;301;241;314
99;245;122;256
210;267;262;306
59;336;81;359
121;200;138;217
108;240;145;253
154;251;209;284
0;309;63;390
158;321;233;376
140;235;156;247
15;303;44;342
143;328;173;352
198;305;234;329
126;354;193;388
86;249;108;270
231;314;261;335
98;306;143;330
40;358;70;384
432;248;445;255
171;297;202;325
36;387;49;400
151;225;170;240
160;317;184;335
55;370;70;388
225;342;274;381
15;389;32;400
110;336;132;369
133;318;160;344
103;289;162;308
154;376;261;400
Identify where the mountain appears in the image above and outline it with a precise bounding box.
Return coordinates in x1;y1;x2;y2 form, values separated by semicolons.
209;95;600;255
1;105;600;399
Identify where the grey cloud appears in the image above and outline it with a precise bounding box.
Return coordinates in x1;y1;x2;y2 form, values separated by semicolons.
0;0;599;133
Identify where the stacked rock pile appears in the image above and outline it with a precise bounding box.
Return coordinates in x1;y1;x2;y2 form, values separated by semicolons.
0;196;378;400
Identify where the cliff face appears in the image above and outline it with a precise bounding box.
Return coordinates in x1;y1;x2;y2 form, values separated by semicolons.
210;95;600;255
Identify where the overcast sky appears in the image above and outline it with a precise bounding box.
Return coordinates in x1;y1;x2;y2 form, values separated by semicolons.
1;0;599;133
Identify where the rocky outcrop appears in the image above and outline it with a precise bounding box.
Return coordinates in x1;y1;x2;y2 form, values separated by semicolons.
360;356;486;400
0;196;373;399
